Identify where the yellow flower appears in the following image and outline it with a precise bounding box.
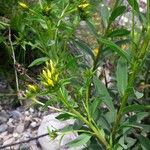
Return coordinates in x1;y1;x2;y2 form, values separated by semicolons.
78;3;89;9
40;60;59;88
93;47;99;57
18;2;29;10
27;84;39;93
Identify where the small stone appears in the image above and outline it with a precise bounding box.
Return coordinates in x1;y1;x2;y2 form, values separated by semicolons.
25;116;32;121
24;111;30;116
0;111;9;124
13;132;19;138
21;133;31;140
38;112;41;117
16;124;24;133
3;137;15;146
29;141;41;150
8;118;14;123
0;124;8;133
29;108;34;113
24;120;31;129
30;122;37;129
7;126;14;134
9;110;22;120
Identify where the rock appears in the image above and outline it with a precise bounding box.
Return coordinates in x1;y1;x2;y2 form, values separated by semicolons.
9;110;22;120
24;120;31;129
24;116;32;121
24;111;30;116
0;124;8;133
16;124;24;133
3;137;15;146
8;118;14;124
38;113;83;150
30;121;38;129
19;143;30;150
21;133;31;140
29;108;34;113
7;126;14;134
13;132;19;138
29;141;41;150
0;111;9;124
0;131;7;139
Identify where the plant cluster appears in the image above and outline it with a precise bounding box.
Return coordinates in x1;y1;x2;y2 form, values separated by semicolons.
0;0;150;149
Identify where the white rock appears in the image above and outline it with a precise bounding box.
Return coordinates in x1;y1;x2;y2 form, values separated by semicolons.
24;111;30;116
30;121;37;129
29;108;34;113
13;132;19;138
38;113;83;150
24;116;32;121
3;137;15;145
0;124;8;133
0;131;8;138
16;124;24;133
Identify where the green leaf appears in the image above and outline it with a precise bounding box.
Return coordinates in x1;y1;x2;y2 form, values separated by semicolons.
86;20;99;39
134;90;144;99
116;57;128;96
28;57;49;67
56;113;76;121
98;37;130;62
93;76;115;112
109;6;126;22
122;105;150;114
127;0;139;13
74;39;95;60
107;28;130;38
66;133;91;148
139;135;150;150
90;98;102;117
100;4;110;28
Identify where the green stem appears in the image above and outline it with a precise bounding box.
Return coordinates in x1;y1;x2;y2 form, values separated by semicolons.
131;1;135;55
54;3;69;48
71;108;109;149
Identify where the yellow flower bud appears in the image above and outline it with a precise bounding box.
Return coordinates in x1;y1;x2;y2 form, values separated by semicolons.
27;84;38;93
18;2;28;10
93;47;99;57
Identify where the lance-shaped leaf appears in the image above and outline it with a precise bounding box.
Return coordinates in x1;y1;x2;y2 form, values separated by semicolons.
122;105;150;114
107;28;130;38
98;37;130;62
66;133;91;148
116;57;128;96
128;0;139;13
109;6;126;22
93;76;115;112
28;57;49;67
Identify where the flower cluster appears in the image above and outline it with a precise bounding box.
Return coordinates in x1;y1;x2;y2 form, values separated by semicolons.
40;60;59;88
78;0;90;20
